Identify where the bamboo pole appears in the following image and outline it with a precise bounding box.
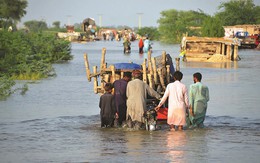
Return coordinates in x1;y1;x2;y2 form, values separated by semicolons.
147;50;152;73
148;59;153;75
161;51;167;83
104;74;110;83
147;52;154;88
147;74;154;89
151;57;158;84
100;48;106;71
93;66;98;94
175;58;180;71
162;51;166;66
166;65;170;84
142;59;147;83
84;53;91;81
157;68;166;90
111;64;116;83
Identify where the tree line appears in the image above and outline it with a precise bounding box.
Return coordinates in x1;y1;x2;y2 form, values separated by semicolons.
0;30;72;99
2;0;259;43
0;0;72;99
157;0;260;43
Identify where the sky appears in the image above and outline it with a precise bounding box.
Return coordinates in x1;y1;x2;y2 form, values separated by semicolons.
20;0;260;28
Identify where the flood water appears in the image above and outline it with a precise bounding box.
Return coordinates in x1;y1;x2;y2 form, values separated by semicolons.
0;41;260;162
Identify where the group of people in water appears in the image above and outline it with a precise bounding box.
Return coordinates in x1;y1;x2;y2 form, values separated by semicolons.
99;69;209;131
138;36;152;54
123;36;152;54
155;71;209;130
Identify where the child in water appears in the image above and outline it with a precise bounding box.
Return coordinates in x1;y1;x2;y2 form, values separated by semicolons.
99;83;116;127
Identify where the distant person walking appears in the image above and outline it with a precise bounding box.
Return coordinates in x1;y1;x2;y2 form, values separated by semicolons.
187;72;209;128
143;37;152;53
138;37;144;54
123;37;131;54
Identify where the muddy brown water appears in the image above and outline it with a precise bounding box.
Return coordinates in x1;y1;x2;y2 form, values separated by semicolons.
0;41;260;162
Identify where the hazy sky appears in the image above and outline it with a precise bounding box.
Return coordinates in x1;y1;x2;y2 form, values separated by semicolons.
20;0;260;28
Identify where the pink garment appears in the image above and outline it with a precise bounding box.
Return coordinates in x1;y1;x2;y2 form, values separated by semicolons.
159;81;189;126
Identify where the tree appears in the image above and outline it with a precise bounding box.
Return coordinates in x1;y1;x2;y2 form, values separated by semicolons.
158;9;187;43
24;20;48;32
52;21;60;29
0;0;27;28
254;6;260;24
137;27;160;40
201;16;225;37
216;0;259;25
73;23;82;32
157;9;209;43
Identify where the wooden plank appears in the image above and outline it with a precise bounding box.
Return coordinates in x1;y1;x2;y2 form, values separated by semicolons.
84;53;91;81
100;48;106;71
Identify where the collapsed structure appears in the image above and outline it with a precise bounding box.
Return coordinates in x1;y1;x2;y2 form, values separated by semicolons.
181;37;240;62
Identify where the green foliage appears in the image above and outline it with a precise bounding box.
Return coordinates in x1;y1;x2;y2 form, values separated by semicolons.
255;6;260;24
73;23;82;32
0;30;72;97
157;0;259;41
0;30;72;79
0;0;27;29
0;75;29;99
137;27;160;40
52;21;60;29
0;76;15;99
19;83;28;95
201;16;225;37
24;20;48;32
158;9;209;43
158;9;184;43
216;0;259;25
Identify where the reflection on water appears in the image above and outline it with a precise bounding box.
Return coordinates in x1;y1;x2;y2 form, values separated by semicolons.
125;132;143;155
182;61;238;69
166;131;187;162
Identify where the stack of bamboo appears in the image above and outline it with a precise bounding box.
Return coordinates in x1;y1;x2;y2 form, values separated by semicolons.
84;48;180;95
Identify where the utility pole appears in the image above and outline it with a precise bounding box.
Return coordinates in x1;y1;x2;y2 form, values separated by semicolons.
98;14;103;28
136;13;143;29
67;15;72;25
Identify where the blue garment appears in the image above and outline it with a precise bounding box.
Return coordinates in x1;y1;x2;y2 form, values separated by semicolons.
143;39;151;53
